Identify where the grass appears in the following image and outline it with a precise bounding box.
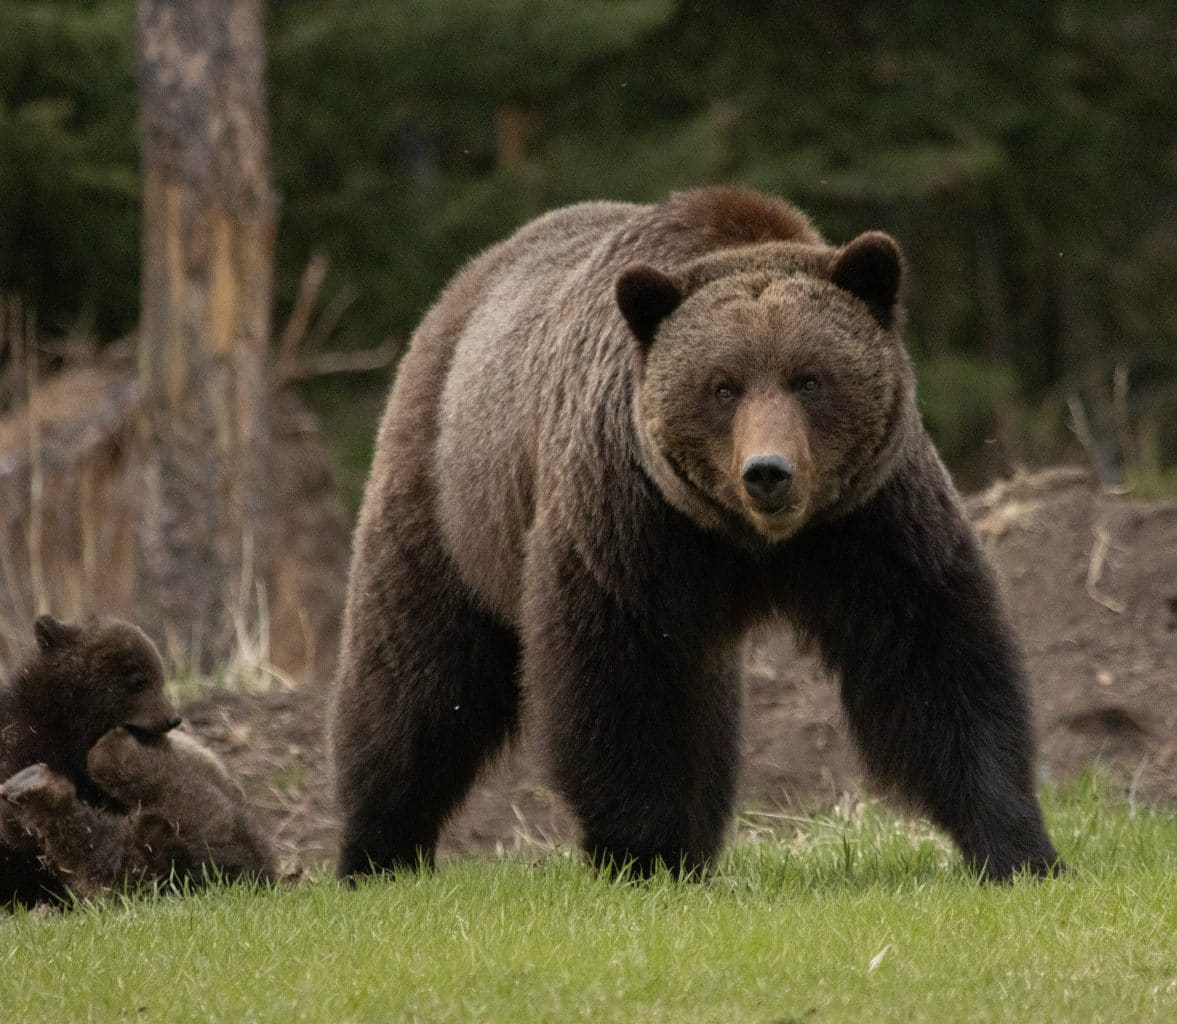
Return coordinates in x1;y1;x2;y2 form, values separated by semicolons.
3;778;1176;1024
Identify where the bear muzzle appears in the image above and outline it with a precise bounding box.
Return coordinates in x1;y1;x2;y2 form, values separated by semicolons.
730;391;813;537
741;453;795;513
123;695;183;737
738;455;810;539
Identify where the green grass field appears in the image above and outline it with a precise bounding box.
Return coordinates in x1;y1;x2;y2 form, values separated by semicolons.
3;779;1175;1024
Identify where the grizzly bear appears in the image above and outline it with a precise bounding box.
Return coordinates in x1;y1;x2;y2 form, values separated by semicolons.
0;726;277;901
0;614;180;905
332;186;1060;881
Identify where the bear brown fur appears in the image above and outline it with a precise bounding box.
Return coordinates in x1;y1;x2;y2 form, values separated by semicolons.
0;726;277;901
332;186;1060;881
0;614;180;905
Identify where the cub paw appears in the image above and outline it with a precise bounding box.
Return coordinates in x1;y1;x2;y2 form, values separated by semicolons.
87;726;169;803
0;764;75;807
86;727;145;782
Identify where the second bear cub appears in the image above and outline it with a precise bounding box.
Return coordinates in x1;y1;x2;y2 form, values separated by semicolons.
1;726;277;899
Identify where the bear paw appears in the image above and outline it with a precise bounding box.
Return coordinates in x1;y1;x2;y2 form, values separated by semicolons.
0;764;75;807
86;726;146;782
86;725;174;805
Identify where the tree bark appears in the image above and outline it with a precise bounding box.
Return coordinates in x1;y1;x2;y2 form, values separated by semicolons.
135;0;276;668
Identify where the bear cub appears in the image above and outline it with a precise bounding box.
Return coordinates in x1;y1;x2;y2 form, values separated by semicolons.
333;186;1061;883
1;726;277;901
0;615;274;905
1;614;179;905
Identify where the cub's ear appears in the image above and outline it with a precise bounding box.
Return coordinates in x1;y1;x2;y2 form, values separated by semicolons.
34;614;79;651
616;264;682;346
830;231;903;328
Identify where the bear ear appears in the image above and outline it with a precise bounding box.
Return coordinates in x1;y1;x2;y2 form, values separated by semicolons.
830;231;903;329
34;614;79;652
616;264;682;346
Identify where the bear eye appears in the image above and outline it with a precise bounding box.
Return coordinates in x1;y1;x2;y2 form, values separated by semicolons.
794;374;821;395
714;382;739;403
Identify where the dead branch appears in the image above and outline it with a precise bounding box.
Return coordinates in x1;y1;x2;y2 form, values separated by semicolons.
1067;392;1125;491
277;251;329;369
302;284;358;354
21;311;47;615
1085;523;1126;614
1112;364;1132;464
278;338;399;384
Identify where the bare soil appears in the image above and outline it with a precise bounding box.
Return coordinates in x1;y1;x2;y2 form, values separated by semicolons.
183;467;1177;872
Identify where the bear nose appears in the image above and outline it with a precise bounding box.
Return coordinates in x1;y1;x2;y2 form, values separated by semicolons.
741;454;795;510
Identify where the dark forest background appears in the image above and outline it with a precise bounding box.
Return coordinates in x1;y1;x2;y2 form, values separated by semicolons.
3;0;1175;505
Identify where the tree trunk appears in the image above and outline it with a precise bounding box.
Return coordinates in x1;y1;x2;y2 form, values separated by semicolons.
135;0;276;669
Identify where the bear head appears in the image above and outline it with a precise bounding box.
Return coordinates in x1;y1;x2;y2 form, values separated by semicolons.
617;232;918;544
27;615;179;751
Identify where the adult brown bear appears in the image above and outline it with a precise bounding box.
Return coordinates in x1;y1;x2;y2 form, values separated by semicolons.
332;187;1060;881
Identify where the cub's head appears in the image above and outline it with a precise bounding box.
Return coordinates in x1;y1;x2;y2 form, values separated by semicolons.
617;232;916;543
30;615;180;747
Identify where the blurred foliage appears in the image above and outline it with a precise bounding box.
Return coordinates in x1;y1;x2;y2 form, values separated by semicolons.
2;0;1176;501
0;1;138;339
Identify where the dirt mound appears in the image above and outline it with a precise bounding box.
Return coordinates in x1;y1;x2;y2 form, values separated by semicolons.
968;469;1177;798
183;467;1177;870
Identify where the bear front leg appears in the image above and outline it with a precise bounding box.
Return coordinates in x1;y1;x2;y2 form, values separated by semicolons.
522;533;741;878
333;512;522;880
0;765;140;899
781;453;1060;880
